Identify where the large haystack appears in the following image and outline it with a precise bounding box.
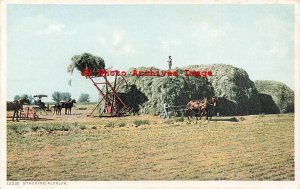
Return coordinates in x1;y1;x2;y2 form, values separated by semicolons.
120;68;215;115
254;80;294;113
186;64;261;115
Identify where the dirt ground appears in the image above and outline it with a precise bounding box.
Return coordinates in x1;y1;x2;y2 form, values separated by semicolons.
6;104;294;180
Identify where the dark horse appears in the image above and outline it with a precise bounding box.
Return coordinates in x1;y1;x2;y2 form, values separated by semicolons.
62;99;76;115
7;96;31;122
202;96;218;120
53;102;63;115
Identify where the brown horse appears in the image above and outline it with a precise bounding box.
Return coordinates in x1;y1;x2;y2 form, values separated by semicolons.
186;98;208;120
187;96;218;120
7;96;31;122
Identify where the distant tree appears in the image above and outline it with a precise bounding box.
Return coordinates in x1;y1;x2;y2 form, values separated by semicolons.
61;92;71;101
52;91;72;102
14;95;21;101
20;94;32;104
52;91;61;103
20;94;28;99
28;95;33;103
78;93;90;103
14;94;30;101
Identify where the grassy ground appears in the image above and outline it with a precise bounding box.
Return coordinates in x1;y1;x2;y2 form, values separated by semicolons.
7;107;294;180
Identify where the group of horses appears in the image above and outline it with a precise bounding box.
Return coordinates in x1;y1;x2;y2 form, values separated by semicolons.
6;96;77;122
186;96;218;120
53;99;77;115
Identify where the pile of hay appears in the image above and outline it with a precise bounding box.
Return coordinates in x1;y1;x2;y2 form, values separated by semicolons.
119;67;215;115
254;80;294;113
118;84;148;114
186;64;261;116
257;93;280;114
67;53;105;76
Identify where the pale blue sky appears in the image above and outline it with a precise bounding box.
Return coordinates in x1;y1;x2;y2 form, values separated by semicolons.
7;4;295;101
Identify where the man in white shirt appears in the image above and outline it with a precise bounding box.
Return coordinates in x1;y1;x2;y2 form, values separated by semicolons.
167;56;172;70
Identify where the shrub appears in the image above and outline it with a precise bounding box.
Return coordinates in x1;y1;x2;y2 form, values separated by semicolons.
40;124;74;132
134;120;149;127
31;125;40;132
10;124;18;132
163;120;173;125
118;122;126;127
79;125;87;130
105;122;114;128
59;124;73;131
239;117;245;121
228;117;239;122
16;126;31;135
175;117;184;122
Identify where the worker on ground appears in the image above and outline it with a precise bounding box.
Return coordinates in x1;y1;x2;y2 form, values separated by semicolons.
163;102;169;119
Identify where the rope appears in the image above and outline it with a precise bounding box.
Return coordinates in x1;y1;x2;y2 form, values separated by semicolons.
169;105;186;108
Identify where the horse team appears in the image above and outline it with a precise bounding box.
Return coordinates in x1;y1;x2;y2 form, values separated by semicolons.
7;96;77;122
186;96;218;120
53;99;77;115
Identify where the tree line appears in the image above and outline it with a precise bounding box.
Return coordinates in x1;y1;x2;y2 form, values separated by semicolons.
13;92;91;103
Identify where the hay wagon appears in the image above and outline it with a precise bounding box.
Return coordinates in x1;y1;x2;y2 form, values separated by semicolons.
19;106;39;121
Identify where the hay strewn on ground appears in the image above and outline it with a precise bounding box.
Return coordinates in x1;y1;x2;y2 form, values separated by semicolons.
254;80;294;113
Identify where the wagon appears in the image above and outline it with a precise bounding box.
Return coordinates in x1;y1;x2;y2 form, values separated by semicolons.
33;94;51;115
20;106;39;121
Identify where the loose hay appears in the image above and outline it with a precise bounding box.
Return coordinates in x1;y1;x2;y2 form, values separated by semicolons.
67;53;105;76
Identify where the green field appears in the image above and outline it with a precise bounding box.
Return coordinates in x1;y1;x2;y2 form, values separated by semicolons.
7;112;294;180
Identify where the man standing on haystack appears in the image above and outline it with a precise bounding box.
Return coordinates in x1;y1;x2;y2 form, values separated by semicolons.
167;56;172;70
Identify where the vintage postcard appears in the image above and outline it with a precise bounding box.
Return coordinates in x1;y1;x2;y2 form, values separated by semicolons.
0;0;299;188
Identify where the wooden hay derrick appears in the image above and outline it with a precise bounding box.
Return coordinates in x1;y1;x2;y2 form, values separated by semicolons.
67;52;131;117
87;71;131;117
